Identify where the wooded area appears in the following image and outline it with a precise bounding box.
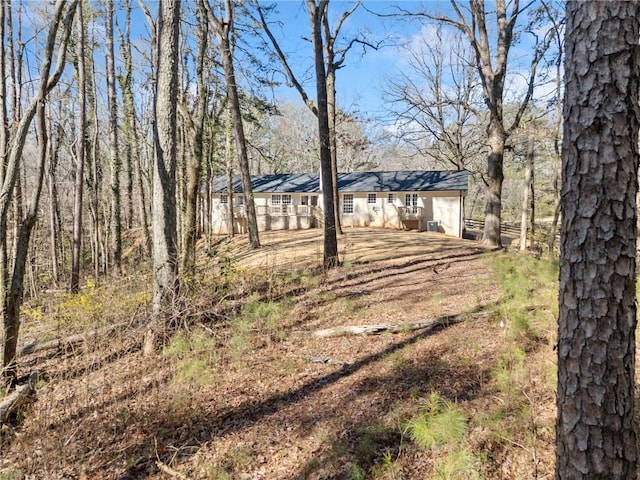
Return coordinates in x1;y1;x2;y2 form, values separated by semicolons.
0;0;637;478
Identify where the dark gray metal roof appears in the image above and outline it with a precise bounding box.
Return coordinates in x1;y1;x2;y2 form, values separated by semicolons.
337;170;468;192
211;170;468;193
211;173;320;193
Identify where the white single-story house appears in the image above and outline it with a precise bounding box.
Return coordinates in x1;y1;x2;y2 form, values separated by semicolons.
209;170;468;237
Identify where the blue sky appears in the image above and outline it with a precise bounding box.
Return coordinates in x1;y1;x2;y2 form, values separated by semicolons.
256;1;427;121
255;0;560;128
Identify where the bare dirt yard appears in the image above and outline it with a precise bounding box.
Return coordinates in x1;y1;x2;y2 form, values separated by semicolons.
0;228;557;479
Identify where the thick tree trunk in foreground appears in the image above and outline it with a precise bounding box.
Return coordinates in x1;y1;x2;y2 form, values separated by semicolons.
556;2;640;478
482;119;505;247
151;0;180;323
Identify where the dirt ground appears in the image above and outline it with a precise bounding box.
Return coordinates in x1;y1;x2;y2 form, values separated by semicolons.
0;228;556;479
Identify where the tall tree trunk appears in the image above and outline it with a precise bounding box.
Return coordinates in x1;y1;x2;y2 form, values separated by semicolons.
71;0;86;293
224;108;235;237
204;0;260;249
308;0;338;269
105;0;121;274
481;118;505;248
118;0;150;256
556;2;640;478
519;128;534;252
0;0;8;373
48;113;64;286
1;0;77;385
325;68;342;235
150;0;180;327
181;5;207;274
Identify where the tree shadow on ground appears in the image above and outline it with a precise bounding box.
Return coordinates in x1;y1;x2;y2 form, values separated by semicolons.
107;313;493;478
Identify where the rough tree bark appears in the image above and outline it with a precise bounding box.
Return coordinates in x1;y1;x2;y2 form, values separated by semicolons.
180;3;208;274
307;0;339;269
1;0;77;384
204;0;260;250
149;0;180;329
556;2;640;478
70;0;86;293
105;0;122;273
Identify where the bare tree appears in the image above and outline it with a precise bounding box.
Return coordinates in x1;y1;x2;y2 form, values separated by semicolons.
557;1;639;477
307;0;338;268
105;0;121;273
180;2;209;273
70;0;86;293
385;26;484;171
1;0;77;384
118;0;151;257
149;0;180;336
203;0;260;250
401;0;553;247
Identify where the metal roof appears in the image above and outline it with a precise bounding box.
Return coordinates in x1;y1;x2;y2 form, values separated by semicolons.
211;170;468;193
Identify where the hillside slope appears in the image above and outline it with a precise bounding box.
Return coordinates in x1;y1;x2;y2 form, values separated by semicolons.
0;229;557;479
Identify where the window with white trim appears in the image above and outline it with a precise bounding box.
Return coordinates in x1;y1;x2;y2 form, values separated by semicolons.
343;194;354;214
220;194;228;204
405;193;419;214
388;193;395;203
236;195;244;205
367;193;377;204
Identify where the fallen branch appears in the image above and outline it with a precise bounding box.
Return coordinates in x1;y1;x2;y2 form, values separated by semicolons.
312;314;468;338
18;322;129;357
156;461;190;479
0;372;37;425
308;356;349;366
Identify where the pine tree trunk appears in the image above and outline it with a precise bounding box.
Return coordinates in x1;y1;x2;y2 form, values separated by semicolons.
556;2;640;478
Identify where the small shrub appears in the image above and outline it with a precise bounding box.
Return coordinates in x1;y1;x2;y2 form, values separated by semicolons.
433;447;482;480
406;392;467;449
163;328;219;386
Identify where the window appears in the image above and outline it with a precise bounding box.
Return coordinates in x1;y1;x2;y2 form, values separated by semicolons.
271;194;292;214
367;193;377;204
405;193;418;207
220;194;228;204
388;193;395;204
405;193;419;214
343;194;354;214
236;195;244;205
301;195;309;206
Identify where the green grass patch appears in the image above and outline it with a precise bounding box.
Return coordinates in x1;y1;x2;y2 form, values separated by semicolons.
492;252;558;346
163;328;219;386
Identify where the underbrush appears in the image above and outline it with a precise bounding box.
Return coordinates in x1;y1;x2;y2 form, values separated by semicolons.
1;238;560;479
338;251;559;479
